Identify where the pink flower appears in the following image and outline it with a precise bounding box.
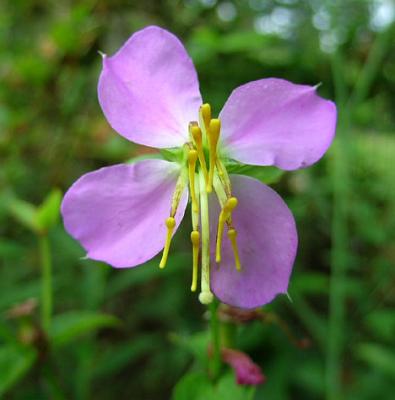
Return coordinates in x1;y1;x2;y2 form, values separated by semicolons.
61;26;336;308
222;348;266;386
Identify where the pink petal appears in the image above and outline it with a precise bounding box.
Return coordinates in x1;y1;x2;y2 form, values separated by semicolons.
210;175;297;309
221;348;266;386
219;78;337;170
98;26;202;148
61;160;188;268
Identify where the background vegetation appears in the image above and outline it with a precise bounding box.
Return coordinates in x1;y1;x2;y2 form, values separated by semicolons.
1;0;394;399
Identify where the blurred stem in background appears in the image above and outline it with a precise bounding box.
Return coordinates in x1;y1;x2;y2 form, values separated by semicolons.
209;300;221;380
39;233;52;333
326;17;393;399
326;49;350;400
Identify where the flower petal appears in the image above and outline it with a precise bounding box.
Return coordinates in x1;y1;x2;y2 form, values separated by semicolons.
221;348;266;386
210;174;297;309
61;159;188;268
219;78;337;170
98;26;202;148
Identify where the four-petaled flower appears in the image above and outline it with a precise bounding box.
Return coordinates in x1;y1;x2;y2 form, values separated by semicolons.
61;26;336;309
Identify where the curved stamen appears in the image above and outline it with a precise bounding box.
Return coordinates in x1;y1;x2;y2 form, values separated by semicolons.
190;230;200;292
216;197;238;263
159;217;176;269
227;228;241;271
189;122;209;185
159;168;187;269
199;103;211;139
188;150;199;213
207;118;220;193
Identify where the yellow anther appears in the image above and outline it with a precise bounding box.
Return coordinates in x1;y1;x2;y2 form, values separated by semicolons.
188;150;199;213
227;228;241;271
190;230;200;292
223;197;238;215
199;103;211;133
216;197;238;263
159;217;176;269
189;123;209;184
207;118;221;193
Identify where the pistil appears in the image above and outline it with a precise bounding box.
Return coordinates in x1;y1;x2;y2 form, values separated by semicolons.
198;170;214;304
190;173;200;292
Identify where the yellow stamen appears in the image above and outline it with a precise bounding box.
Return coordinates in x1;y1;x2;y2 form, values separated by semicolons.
189;122;208;184
159;217;176;269
207;118;220;193
215;197;238;263
216;158;232;197
188;150;199;213
199;103;211;136
227;228;241;271
190;230;200;292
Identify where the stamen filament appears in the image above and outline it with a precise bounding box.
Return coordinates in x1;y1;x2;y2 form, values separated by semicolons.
188;150;199;212
159;217;176;269
215;197;238;263
199;103;211;140
216;158;232;197
198;170;214;304
189;122;209;184
190;230;200;292
227;228;241;271
207;119;220;193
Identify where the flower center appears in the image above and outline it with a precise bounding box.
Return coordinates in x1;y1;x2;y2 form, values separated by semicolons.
159;103;242;305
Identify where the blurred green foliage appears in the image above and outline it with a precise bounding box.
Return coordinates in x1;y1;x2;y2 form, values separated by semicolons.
0;0;394;399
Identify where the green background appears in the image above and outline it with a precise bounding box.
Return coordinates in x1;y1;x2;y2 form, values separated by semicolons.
1;0;394;399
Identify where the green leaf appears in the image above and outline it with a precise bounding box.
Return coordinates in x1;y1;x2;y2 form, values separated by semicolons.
0;345;37;396
170;331;210;367
172;371;212;400
213;373;252;400
365;310;395;341
8;199;40;233
291;272;329;295
36;189;62;231
48;311;121;347
226;163;284;185
93;334;161;378
172;372;251;400
356;343;395;377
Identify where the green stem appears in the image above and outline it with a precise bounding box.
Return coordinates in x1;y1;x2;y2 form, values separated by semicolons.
350;25;393;107
325;41;351;400
209;300;221;380
39;234;52;332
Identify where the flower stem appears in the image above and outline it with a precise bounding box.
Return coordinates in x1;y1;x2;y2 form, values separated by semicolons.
209;300;221;380
39;234;52;332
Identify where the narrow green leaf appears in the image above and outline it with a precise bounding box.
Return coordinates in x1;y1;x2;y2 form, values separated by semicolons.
8;199;40;233
48;311;121;347
36;189;62;231
172;371;212;400
356;343;395;377
0;345;37;396
226;163;284;184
